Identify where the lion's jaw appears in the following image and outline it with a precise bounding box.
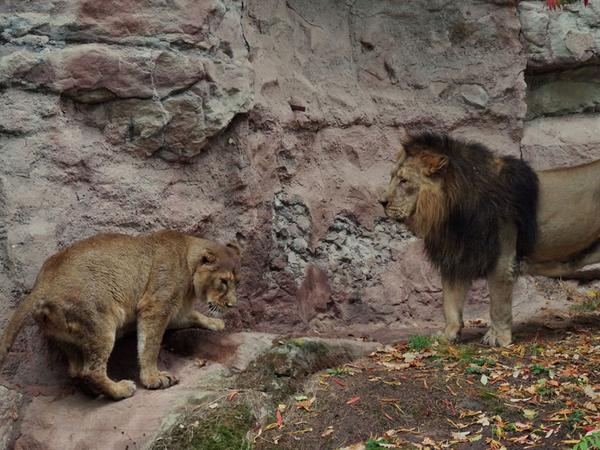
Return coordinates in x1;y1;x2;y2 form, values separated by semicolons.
193;268;239;316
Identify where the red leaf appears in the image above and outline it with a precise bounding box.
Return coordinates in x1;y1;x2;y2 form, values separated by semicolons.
346;396;361;405
332;377;346;388
276;409;283;428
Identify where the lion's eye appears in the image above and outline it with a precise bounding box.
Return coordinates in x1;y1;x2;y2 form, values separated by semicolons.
221;279;228;289
399;178;408;185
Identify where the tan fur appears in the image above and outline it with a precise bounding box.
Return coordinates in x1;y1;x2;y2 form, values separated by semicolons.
382;147;600;346
380;151;451;238
0;230;241;400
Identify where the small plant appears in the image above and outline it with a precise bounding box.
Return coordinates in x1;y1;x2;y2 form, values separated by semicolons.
568;410;586;431
570;299;600;313
573;431;600;450
465;366;484;375
474;358;496;367
366;438;393;449
537;387;552;397
408;335;433;351
530;344;545;356
531;364;551;376
326;367;351;377
458;345;476;363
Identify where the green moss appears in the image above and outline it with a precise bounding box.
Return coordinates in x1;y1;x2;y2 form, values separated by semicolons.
151;405;254;450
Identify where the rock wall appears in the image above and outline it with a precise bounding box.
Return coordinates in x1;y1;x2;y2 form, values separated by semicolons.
519;0;600;169
0;0;598;444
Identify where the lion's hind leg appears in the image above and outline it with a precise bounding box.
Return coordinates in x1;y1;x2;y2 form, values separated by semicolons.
54;341;83;379
79;330;136;401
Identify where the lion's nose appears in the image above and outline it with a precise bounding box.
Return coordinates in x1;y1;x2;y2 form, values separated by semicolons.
379;198;389;208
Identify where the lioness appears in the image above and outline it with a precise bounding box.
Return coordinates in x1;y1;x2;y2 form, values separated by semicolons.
380;132;600;346
0;230;241;400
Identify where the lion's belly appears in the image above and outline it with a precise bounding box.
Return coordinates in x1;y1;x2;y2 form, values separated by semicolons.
531;165;600;262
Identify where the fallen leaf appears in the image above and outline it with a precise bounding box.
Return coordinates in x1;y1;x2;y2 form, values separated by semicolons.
264;422;279;431
346;396;361;405
276;409;283;429
583;401;598;412
513;422;533;432
296;396;316;411
332;377;347;388
584;385;598;400
321;426;334;437
451;431;471;442
522;409;538;420
227;390;239;401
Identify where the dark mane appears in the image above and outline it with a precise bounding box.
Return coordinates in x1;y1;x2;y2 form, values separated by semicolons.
405;132;539;282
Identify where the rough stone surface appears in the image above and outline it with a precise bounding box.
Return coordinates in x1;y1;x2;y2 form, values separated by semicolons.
0;386;23;450
12;332;275;450
522;114;600;169
526;66;600;119
519;1;600;71
519;2;600;174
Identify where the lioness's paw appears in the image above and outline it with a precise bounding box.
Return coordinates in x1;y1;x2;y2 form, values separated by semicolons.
114;380;137;400
482;328;512;347
206;318;225;331
435;330;457;343
142;371;179;390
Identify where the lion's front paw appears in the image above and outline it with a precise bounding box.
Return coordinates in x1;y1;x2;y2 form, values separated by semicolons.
141;371;179;390
482;328;512;347
114;380;137;399
206;318;225;331
436;324;461;343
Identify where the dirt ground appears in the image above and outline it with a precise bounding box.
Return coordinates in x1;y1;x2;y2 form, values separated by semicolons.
251;317;600;450
155;294;600;450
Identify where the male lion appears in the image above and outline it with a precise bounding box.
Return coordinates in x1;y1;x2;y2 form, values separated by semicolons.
380;132;600;346
0;230;241;400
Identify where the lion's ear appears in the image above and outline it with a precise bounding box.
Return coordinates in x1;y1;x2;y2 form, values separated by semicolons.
199;249;216;266
226;241;242;257
420;153;448;176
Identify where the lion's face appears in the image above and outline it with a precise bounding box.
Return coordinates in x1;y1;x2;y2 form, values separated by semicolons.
380;148;449;236
380;154;423;224
193;242;241;315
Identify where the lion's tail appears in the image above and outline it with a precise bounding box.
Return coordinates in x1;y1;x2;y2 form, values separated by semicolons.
0;292;40;367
